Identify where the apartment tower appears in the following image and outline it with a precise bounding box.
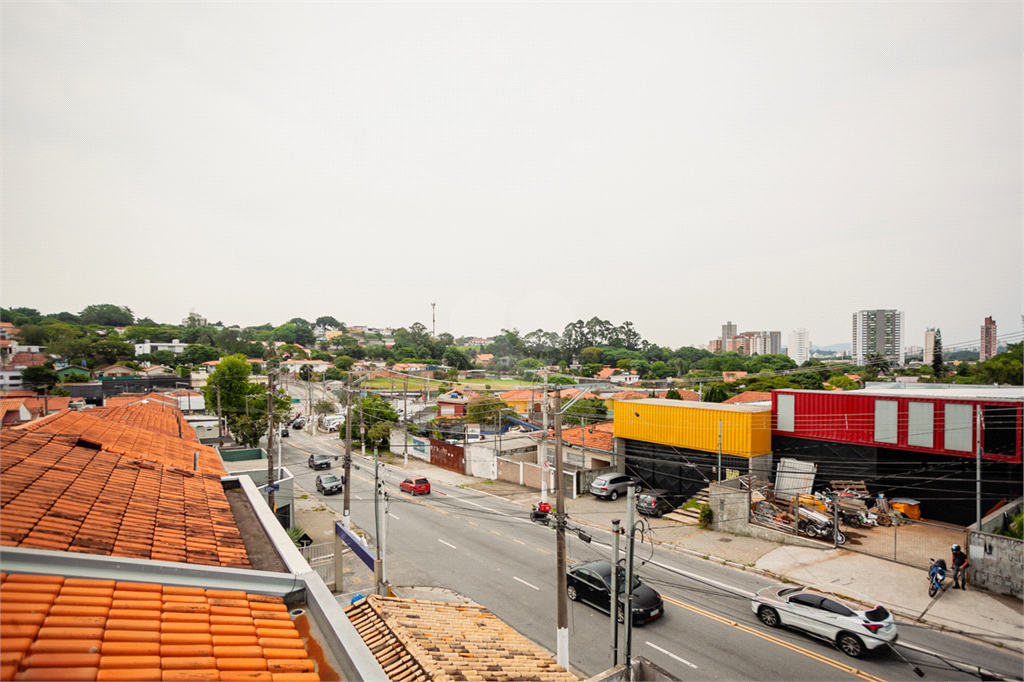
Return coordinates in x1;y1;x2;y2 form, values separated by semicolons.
852;310;905;367
980;317;997;361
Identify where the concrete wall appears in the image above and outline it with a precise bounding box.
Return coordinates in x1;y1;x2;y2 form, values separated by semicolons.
710;482;750;534
967;530;1023;599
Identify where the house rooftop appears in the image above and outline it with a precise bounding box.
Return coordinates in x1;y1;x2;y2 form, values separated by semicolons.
782;385;1024;401
723;391;773;404
626;397;771;413
558;421;614;451
344;595;575;682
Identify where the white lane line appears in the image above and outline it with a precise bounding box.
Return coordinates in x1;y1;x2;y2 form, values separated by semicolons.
458;498;511;517
513;576;539;590
590;539;753;598
438;539;457;550
646;642;698;669
389;513;400;520
353;494;364;500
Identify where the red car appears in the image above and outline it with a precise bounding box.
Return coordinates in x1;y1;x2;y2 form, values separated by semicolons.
400;477;431;495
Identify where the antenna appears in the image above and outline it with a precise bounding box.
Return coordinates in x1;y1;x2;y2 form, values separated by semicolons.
431;303;436;337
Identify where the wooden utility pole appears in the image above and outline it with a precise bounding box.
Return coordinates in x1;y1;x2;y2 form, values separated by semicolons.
215;386;224;438
343;381;353;529
266;372;276;511
553;388;569;670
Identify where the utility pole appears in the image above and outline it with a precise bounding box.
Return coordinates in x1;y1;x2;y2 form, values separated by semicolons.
431;303;436;338
624;485;637;672
343;381;353;530
717;419;723;483
266;372;276;512
215;385;223;439
610;518;621;668
374;447;385;595
403;377;408;467
360;392;366;457
553;388;569;671
976;407;983;530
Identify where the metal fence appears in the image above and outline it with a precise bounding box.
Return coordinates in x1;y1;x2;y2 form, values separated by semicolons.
298;542;335;585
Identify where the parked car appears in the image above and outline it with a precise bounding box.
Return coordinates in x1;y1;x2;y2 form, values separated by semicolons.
280;428;289;438
589;473;643;501
751;584;897;658
400;477;431;495
566;560;663;625
308;454;332;470
635;489;685;518
292;420;305;430
316;473;344;495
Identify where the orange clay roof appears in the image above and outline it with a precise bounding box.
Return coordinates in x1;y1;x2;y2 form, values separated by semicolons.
608;390;650;401
345;595;575;682
12;410;223;475
558;388;600;400
0;398;26;416
90;403;199;442
655;390;699;401
560;421;615;451
104;392;178;408
0;430;248;568
0;572;322;681
498;389;545;402
722;391;773;404
20;396;72;415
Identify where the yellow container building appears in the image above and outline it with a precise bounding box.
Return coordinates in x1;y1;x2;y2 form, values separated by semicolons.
613;398;771;458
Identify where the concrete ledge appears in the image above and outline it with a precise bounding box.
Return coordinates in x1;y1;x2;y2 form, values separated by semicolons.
223;474;314;576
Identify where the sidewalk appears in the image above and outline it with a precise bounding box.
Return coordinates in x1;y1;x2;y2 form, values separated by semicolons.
369;445;1024;653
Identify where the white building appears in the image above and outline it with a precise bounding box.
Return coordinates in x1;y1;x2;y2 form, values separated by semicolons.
852;310;905;367
923;329;936;365
787;328;811;366
134;339;188;356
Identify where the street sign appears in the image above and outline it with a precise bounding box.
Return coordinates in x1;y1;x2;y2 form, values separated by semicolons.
266;484;280;492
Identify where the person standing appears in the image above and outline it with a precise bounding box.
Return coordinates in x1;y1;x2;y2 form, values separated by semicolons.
950;544;970;590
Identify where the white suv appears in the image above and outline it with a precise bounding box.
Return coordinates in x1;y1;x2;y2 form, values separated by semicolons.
752;584;897;658
589;473;643;501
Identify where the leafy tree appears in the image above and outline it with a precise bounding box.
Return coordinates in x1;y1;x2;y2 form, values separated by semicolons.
579;363;603;378
314;400;335;415
203;354;290;447
91;340;135;365
15;325;51;346
21;366;59;390
648;361;673;380
272;324;298;344
703;383;729;403
515;357;543;374
974;342;1023;385
443;347;471;370
315;316;343;329
49;386;72;397
931;329;944;378
179;344;221;367
563;398;607;427
334;355;354;370
548;375;576;385
367;420;394;447
324;367;348;381
580;346;604;365
287;318;311;328
295;326;316;348
826;375;859;390
742;376;800;392
181;325;218;346
299;365;315;381
79;304;134;327
467;395;512;428
310;350;333;361
1;307;42;326
665;389;682;400
341;395;400;438
48;337;92;364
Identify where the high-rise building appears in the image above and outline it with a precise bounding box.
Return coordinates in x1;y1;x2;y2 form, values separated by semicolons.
725;336;745;353
787;328;810;366
721;321;737;348
769;331;782;355
852;310;905;367
708;339;723;353
745;331;783;356
980;317;997;361
923;329;936;365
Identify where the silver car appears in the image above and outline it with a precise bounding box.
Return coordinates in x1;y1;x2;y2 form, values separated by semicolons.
751;584;897;658
589;473;643;501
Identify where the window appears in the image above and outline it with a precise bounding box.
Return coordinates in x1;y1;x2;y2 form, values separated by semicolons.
944;403;973;452
820;599;854;617
907;402;934;448
776;394;795;432
788;594;824;608
873;400;898;444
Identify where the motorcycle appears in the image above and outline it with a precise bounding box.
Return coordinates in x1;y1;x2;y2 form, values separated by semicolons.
798;506;847;544
927;558;947;597
531;501;552;524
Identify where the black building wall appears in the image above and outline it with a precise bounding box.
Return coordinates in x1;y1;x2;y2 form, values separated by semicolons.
623;439;752;501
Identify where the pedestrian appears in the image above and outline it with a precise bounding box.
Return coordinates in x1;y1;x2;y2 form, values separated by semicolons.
950;544;970;590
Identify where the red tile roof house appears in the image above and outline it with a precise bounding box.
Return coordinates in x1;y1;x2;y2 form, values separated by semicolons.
436;389;475;417
0;399;580;681
723;391;773;404
0;399;32;425
537;421;617;473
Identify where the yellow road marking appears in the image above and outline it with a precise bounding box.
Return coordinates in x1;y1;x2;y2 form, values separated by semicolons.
536;548;551;554
660;595;887;682
513;539;526;545
469;521;478;527
491;530;501;536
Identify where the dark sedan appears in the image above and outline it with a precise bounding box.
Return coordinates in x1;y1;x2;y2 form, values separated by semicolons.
308;454;332;470
316;473;344;496
566;560;663;625
636;489;685;518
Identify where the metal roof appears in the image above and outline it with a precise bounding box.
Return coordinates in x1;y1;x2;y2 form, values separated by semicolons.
627;397;771;413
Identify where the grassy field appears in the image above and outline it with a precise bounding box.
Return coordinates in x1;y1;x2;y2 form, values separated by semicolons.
360;376;544;391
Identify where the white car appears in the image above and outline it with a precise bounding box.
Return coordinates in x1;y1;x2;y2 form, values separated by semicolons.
751;584;897;658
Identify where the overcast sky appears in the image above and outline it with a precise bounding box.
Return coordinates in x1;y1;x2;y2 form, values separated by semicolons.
3;2;1021;349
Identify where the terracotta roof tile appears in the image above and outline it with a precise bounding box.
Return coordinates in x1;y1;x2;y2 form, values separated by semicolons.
21;397;71;416
0;572;317;678
12;410;220;474
91;402;199;442
0;430;248;568
722;391;772;404
655;390;699;401
608;390;649;401
345;595;575;682
558;421;614;451
498;389;545;402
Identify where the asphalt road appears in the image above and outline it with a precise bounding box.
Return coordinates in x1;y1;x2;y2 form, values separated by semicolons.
278;431;1023;682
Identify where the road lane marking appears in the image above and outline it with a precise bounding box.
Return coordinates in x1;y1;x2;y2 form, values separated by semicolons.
536;548;551;554
354;495;363;500
659;595;886;682
513;539;526;545
389;513;400;520
646;642;697;669
514;577;539;590
438;539;457;550
459;499;511;517
490;530;501;536
468;522;478;527
590;539;753;598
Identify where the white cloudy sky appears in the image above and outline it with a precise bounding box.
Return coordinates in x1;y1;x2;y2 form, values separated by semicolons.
3;1;1021;349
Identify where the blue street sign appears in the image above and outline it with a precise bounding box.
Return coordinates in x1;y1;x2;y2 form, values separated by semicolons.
266;484;280;492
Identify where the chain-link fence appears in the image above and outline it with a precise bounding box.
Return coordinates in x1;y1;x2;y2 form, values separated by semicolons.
843;517;968;570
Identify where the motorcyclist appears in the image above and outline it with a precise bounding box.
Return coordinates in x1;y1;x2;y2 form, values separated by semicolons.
950;544;970;590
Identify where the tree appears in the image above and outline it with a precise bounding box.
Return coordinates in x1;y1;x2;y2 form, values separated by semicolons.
299;365;315;381
580;346;603;365
324;367;348;381
579;363;603;378
278;344;308;359
295;326;316;348
310;350;333;361
826;375;859;390
974;342;1023;385
21;366;59;391
287;318;311;328
367;420;394;447
91;340;135;365
272;324;298;344
466;395;511;428
203;355;289;447
703;383;729;403
78;304;134;327
181;325;218;346
548;375;576;385
563;398;607;427
665;389;682;400
341;395;400;439
443;347;471;370
315;316;343;329
48;337;92;364
743;376;800;392
648;361;673;380
314;400;335;415
179;344;221;367
15;325;51;346
931;329;944;378
334;355;354;370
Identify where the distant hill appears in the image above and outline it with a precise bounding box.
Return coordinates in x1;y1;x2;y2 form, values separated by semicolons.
812;342;852;352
